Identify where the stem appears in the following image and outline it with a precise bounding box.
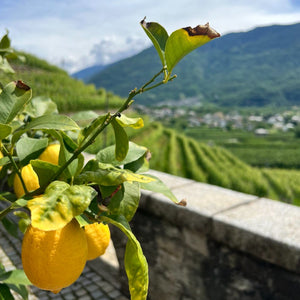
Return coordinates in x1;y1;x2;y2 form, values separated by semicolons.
1;145;29;195
29;68;176;196
141;67;165;91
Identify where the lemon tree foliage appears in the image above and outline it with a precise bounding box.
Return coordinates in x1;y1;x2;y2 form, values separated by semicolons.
0;21;220;300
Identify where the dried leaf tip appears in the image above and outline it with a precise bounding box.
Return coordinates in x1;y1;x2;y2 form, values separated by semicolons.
177;199;187;207
140;17;151;29
183;23;220;39
15;80;30;91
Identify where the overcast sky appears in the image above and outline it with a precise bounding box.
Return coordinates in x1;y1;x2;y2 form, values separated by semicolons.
1;0;300;73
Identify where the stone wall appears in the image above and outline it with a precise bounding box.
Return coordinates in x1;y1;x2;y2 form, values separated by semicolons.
111;170;300;300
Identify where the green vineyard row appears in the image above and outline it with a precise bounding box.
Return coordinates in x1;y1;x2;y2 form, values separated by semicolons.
129;123;300;206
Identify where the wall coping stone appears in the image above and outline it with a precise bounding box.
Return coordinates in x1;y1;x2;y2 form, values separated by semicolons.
141;169;300;273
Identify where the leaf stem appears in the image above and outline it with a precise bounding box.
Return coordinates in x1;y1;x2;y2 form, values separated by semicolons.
1;145;29;195
0;194;12;204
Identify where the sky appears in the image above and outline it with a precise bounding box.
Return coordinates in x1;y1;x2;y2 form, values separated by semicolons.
1;0;300;73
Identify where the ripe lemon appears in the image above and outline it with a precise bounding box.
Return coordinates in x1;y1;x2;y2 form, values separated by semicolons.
39;144;60;165
0;151;3;171
84;222;110;260
22;218;88;293
13;164;40;198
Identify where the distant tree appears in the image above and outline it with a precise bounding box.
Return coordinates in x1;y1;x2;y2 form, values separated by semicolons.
294;125;300;138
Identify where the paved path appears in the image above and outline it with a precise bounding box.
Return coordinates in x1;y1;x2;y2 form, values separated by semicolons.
0;221;129;300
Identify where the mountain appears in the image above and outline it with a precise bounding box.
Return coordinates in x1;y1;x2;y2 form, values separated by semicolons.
72;64;107;81
86;23;300;107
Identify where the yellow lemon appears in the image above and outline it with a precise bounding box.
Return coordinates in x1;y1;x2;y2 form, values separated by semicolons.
13;164;40;198
39;144;60;165
84;222;110;260
22;218;88;294
0;151;3;171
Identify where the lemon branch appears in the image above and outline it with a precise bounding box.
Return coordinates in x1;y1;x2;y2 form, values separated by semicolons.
28;68;176;196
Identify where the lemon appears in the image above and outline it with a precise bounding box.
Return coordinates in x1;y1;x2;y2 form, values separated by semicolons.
0;151;3;171
13;164;40;198
84;222;111;260
39;144;60;165
22;218;88;293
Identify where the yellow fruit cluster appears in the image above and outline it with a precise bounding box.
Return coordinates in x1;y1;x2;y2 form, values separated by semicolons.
22;219;110;293
18;144;111;293
13;144;60;198
0;151;3;171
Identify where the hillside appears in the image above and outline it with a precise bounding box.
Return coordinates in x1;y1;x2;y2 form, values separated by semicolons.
87;23;300;107
0;52;123;112
2;49;300;205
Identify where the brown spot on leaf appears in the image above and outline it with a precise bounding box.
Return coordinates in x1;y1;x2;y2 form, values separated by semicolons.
140;17;154;30
177;199;187;207
183;23;220;39
15;80;30;91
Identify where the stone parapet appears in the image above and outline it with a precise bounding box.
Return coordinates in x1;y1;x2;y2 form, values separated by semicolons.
111;169;300;300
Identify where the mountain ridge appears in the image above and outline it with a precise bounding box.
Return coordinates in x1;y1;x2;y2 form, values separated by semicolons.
83;22;300;107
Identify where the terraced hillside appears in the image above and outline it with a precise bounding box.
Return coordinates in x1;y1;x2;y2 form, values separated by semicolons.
109;122;300;206
0;52;123;112
2;51;299;205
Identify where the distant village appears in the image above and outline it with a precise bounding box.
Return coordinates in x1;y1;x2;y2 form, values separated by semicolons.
136;104;300;135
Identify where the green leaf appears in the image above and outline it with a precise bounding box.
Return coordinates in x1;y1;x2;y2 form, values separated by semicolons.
7;284;28;300
78;114;107;145
75;214;91;227
27;181;97;231
140;174;180;204
96;142;147;166
116;114;144;129
165;23;220;73
0;199;27;221
16;137;48;165
0;264;5;275
0;123;12;140
1;217;18;238
0;33;10;49
0;81;32;124
0;267;31;300
0;284;14;300
76;161;155;186
112;118;128;162
0;57;14;74
101;214;148;300
120;182;140;222
124;153;150;174
105;183;140;222
30;160;60;187
21;114;79;131
0;269;31;286
0;156;10;168
12;114;79;144
71;110;99;121
107;185;124;214
60;131;78;152
140;18;169;66
13;211;31;234
24;96;58;117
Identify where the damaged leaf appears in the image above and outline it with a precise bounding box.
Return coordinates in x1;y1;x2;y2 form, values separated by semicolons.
165;23;220;73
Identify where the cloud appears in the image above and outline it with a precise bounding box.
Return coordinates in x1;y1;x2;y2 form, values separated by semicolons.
90;35;149;65
1;0;300;73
